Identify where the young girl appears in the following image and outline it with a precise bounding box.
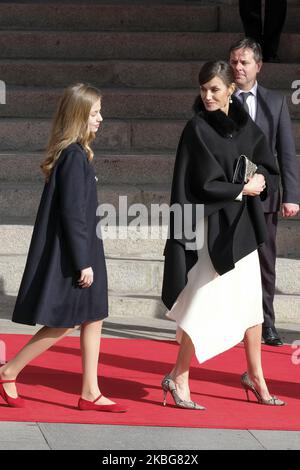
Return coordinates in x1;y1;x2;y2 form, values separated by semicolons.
0;83;126;413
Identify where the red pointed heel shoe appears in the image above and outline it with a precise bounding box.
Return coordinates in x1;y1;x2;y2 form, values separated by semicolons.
0;379;25;408
78;393;127;413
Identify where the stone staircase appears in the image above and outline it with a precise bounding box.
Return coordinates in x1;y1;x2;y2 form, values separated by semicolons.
0;0;299;324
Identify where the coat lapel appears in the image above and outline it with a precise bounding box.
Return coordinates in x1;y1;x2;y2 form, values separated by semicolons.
255;85;273;140
255;85;264;127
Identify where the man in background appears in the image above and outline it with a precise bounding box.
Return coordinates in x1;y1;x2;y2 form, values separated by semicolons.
229;38;300;346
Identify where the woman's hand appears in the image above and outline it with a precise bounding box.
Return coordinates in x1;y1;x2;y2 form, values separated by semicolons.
242;173;266;197
78;267;94;288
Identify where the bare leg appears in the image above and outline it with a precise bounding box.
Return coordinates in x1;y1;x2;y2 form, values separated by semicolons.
243;324;272;400
168;330;195;401
0;326;75;398
80;320;114;405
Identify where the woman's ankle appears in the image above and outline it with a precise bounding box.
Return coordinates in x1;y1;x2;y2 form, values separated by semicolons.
248;372;270;393
0;364;17;381
81;388;101;400
247;368;264;381
172;369;189;384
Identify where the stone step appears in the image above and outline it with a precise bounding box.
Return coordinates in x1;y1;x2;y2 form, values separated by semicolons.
5;0;198;2
134;119;300;152
0;225;166;259
220;5;300;33
217;0;298;4
2;180;300;221
0;3;218;32
108;295;166;319
272;295;300;324
0;118;129;151
0;291;167;322
0;152;174;185
276;220;300;259
0;182;169;222
0;31;299;62
0;291;298;323
0;253;299;298
1;2;298;33
3;1;299;5
109;292;300;323
0;60;299;89
1;151;299;188
1;2;298;34
0;255;165;297
1;87;300;120
0;118;300;151
0;214;299;261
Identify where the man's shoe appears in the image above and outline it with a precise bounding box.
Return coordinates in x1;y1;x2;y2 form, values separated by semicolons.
262;327;283;346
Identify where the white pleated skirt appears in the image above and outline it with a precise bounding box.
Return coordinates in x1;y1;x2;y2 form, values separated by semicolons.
166;218;263;363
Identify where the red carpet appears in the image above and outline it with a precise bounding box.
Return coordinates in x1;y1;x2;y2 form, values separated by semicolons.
0;334;299;430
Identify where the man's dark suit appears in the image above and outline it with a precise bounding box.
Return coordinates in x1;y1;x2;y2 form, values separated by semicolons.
253;85;300;329
239;0;287;60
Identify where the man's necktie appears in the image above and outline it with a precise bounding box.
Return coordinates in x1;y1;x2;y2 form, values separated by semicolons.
240;92;251;114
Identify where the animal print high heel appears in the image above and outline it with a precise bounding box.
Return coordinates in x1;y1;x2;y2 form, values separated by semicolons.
161;375;205;410
241;372;285;406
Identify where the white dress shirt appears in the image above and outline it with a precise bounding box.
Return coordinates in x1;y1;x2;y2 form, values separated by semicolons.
235;82;258;122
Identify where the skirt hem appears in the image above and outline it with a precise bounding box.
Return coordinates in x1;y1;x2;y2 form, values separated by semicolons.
171;318;263;364
11;312;109;328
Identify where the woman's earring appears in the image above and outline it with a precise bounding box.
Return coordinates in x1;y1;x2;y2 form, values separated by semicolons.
229;95;233;104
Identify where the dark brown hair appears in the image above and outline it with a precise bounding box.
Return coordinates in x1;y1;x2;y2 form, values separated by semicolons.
193;61;235;113
198;60;234;87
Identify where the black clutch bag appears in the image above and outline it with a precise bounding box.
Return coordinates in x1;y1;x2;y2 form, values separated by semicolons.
232;154;257;184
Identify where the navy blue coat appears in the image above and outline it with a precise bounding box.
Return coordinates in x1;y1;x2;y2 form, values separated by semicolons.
12;143;108;327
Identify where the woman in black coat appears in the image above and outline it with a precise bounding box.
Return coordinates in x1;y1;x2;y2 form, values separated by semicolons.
161;61;285;410
0;84;126;413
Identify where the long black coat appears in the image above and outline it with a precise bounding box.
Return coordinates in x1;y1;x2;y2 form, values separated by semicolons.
12;143;108;327
162;98;279;311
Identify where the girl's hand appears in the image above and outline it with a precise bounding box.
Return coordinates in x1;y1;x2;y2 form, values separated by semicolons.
78;267;94;288
242;173;266;196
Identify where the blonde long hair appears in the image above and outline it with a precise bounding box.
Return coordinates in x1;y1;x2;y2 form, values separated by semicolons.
41;83;102;181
